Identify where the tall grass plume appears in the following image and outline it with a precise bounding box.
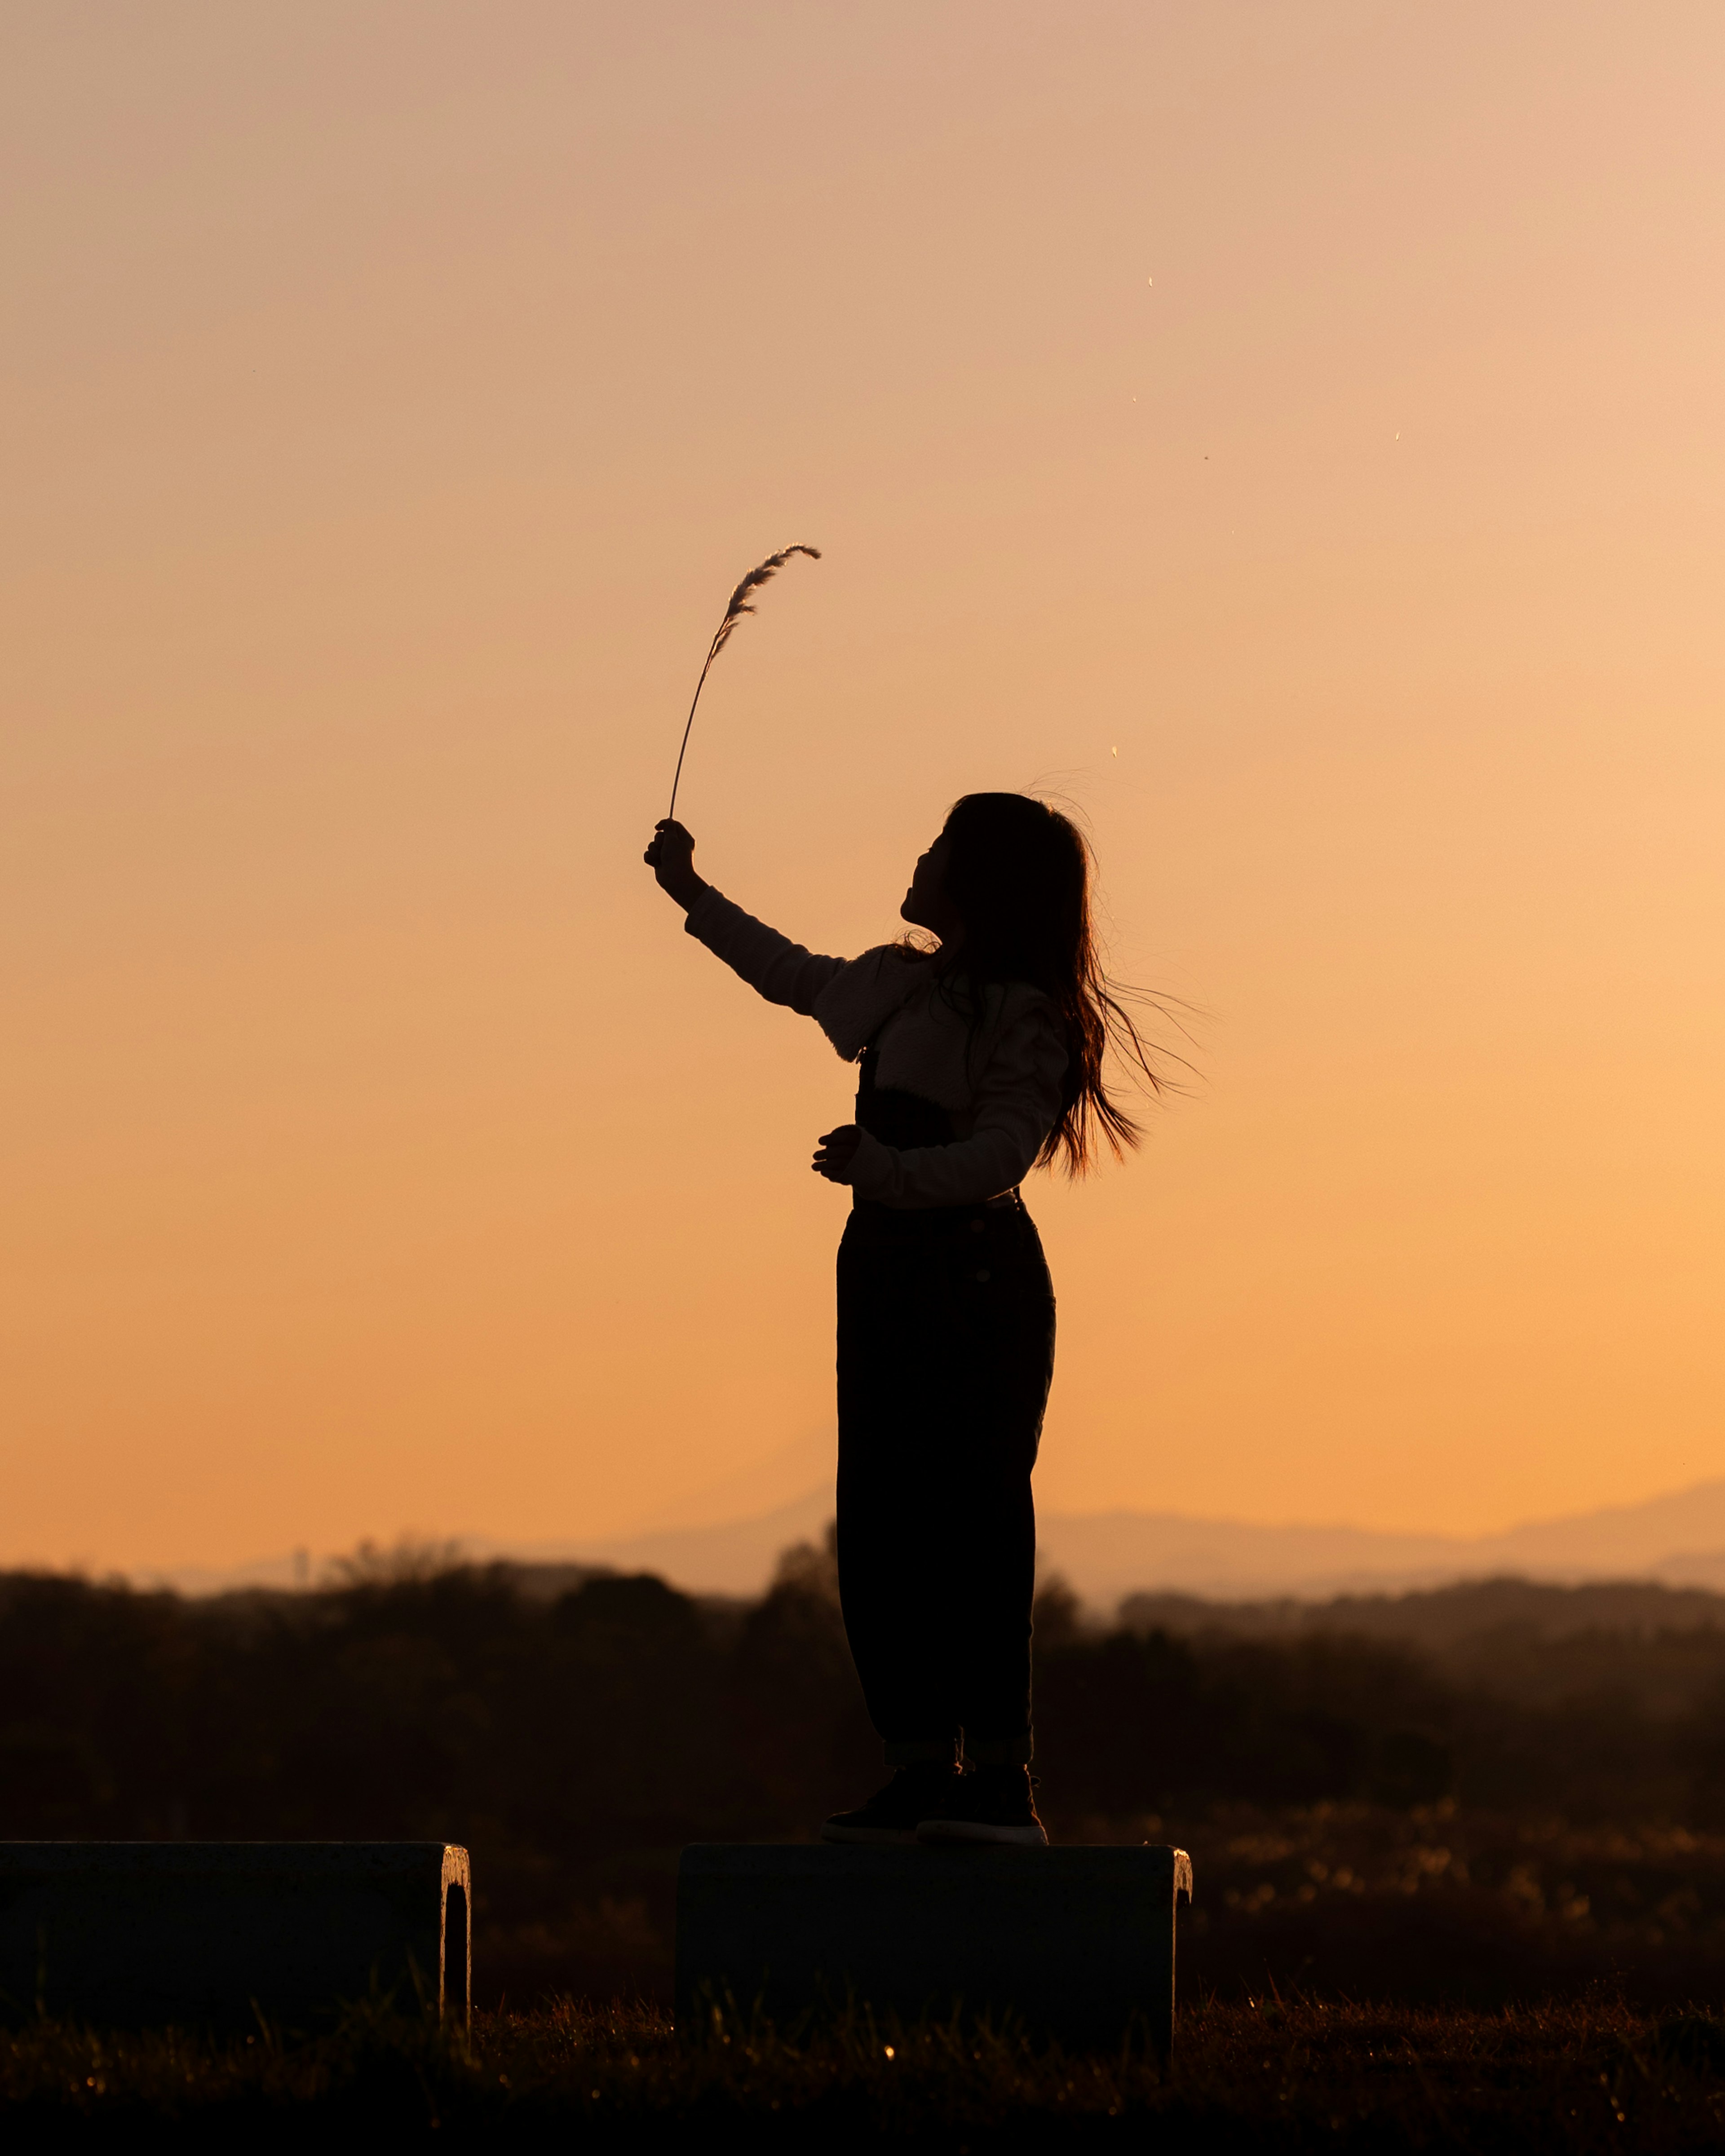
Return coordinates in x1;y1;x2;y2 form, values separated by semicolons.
667;545;821;821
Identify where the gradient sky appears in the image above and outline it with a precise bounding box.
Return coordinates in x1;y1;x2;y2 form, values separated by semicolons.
4;1;1723;1573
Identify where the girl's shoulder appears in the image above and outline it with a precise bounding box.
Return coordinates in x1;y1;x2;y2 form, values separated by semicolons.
855;939;936;981
813;942;928;1058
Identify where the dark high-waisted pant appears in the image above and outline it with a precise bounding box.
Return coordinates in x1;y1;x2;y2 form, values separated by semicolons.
835;1196;1057;1768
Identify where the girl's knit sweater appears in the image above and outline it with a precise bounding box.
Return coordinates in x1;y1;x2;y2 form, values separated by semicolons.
686;887;1069;1209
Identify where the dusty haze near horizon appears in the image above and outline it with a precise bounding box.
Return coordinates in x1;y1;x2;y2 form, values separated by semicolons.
4;1;1723;1574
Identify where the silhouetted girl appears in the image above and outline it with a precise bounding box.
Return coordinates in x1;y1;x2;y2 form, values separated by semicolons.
646;794;1157;1845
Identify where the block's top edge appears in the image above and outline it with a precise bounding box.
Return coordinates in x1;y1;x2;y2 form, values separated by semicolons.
0;1842;465;1869
679;1842;1190;1877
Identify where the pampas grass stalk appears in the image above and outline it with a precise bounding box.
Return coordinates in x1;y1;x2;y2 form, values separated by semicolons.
667;544;821;821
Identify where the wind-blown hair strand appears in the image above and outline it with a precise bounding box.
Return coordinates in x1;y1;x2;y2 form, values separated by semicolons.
937;791;1180;1176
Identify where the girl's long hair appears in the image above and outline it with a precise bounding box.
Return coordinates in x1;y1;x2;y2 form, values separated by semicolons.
936;791;1175;1176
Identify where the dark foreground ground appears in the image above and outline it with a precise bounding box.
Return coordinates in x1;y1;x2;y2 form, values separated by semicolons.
5;1996;1725;2150
481;1800;1725;2010
14;1558;1725;2009
11;1557;1725;2140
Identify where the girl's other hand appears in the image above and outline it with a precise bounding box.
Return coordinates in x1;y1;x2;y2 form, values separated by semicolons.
644;820;707;911
812;1125;864;1183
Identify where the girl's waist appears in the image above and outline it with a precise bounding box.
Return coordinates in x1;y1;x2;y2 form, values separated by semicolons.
845;1188;1025;1239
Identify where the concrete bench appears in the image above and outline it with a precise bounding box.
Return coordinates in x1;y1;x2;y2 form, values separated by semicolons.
0;1842;469;2032
677;1842;1192;2053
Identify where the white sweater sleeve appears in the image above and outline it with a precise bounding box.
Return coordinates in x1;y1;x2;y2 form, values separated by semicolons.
683;887;849;1014
846;1003;1070;1208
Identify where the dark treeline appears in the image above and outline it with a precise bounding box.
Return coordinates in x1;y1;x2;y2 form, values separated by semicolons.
15;1552;1725;1843
8;1546;1725;2000
1120;1577;1725;1720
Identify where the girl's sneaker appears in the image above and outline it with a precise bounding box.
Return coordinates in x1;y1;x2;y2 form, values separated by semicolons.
914;1766;1048;1847
820;1763;961;1844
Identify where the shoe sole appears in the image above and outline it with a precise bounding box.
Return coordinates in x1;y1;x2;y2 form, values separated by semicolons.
819;1823;917;1845
914;1819;1049;1847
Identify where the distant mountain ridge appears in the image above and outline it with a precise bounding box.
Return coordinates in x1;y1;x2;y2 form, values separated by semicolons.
1031;1481;1725;1607
482;1476;1725;1606
134;1478;1725;1608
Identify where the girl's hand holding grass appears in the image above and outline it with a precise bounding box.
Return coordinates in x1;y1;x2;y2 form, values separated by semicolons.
812;1125;864;1183
645;819;708;912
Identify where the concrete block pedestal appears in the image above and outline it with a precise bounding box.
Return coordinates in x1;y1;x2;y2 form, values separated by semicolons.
0;1842;469;2032
677;1842;1192;2053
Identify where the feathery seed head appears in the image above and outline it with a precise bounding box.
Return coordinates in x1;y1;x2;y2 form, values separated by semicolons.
667;544;822;820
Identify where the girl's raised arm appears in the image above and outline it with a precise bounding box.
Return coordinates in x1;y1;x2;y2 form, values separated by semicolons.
645;819;849;1016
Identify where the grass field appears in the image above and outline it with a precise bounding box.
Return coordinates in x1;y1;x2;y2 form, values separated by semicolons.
5;1995;1725;2149
11;1566;1725;2141
477;1801;1725;2010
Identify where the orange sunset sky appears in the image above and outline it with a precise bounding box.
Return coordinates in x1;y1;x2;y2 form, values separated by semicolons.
4;2;1723;1575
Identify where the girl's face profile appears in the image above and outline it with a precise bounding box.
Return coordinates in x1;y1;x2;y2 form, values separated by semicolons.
902;831;961;941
